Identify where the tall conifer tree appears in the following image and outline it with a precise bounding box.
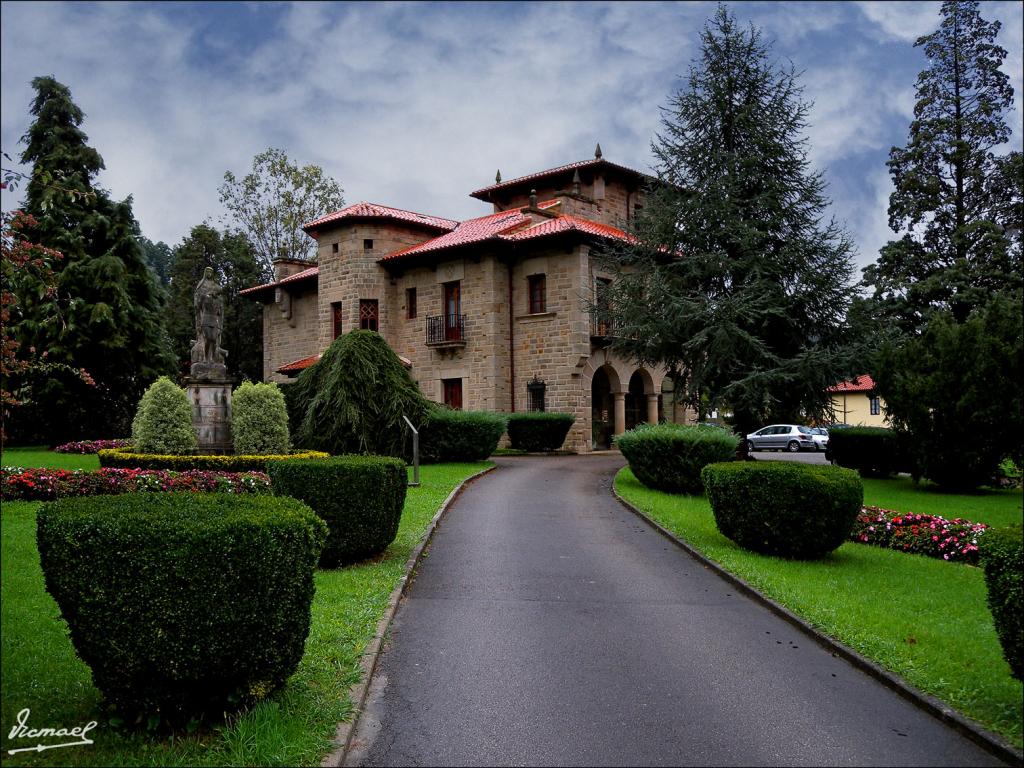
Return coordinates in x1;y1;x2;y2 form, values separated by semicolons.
862;0;1020;333
10;76;173;442
596;6;856;436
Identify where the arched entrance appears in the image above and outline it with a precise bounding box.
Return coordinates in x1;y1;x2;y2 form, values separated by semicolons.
625;371;644;431
591;367;614;449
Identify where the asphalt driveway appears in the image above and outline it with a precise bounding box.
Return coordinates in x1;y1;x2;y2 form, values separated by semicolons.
345;455;1007;767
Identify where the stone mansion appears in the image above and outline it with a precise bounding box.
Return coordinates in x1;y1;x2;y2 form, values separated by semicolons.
241;148;692;453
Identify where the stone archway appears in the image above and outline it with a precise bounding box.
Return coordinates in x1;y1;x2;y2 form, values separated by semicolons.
590;365;619;449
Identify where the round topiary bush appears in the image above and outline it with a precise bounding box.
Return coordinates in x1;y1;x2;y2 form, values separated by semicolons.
506;412;575;452
289;330;432;458
36;493;327;720
419;408;508;462
981;525;1023;680
232;381;291;455
616;423;738;494
131;376;197;454
701;461;863;559
268;455;407;567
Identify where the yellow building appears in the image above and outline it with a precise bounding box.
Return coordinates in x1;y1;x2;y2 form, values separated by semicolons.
828;375;888;427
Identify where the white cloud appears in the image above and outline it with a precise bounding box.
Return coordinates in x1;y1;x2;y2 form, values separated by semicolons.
855;1;940;42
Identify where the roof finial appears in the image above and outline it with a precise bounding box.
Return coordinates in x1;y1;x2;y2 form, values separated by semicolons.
594;142;603;159
572;169;581;195
495;169;502;184
529;189;538;208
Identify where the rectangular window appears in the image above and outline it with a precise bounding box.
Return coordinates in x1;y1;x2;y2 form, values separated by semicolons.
870;395;880;416
443;378;463;410
527;377;546;412
332;242;339;254
528;274;546;314
443;281;461;341
359;299;379;332
363;239;373;250
594;277;612;336
331;301;343;339
406;287;417;319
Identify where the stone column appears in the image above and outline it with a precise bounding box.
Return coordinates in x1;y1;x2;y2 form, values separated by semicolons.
646;394;659;425
613;392;626;437
185;377;233;454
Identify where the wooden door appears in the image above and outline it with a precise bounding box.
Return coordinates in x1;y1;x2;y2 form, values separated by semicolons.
444;281;461;340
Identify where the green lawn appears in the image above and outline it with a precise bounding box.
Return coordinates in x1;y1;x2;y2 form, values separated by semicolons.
615;467;1023;749
863;475;1023;528
1;447;100;471
1;462;491;767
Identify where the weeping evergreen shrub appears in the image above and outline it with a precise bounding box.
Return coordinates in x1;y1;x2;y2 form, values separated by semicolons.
232;381;290;455
290;330;431;457
131;377;197;454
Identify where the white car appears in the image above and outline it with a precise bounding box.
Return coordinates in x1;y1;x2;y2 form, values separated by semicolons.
809;427;829;452
746;424;817;453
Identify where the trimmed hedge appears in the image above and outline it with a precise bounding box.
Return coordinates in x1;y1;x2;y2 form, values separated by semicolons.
268;456;407;567
131;377;197;454
98;448;328;472
701;461;863;559
826;427;912;477
419;409;507;463
36;493;327;720
232;381;291;455
616;423;738;494
506;412;575;452
981;526;1023;680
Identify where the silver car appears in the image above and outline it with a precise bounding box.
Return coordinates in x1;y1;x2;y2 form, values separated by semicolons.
809;427;829;452
746;424;817;453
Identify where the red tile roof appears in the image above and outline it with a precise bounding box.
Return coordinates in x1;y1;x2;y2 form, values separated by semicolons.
276;354;321;374
303;202;458;234
239;266;319;296
276;349;412;375
380;209;633;264
381;209;533;261
828;375;876;393
501;214;633;243
469;158;651;200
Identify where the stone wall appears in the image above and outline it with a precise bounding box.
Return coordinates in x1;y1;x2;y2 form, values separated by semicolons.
262;284;319;382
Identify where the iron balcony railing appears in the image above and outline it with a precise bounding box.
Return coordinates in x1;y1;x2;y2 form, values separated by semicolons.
590;311;614;339
426;314;467;345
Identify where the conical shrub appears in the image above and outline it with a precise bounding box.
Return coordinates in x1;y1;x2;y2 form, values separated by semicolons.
131;376;197;454
232;381;290;455
290;330;431;457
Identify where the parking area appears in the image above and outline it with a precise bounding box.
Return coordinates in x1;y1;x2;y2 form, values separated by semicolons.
751;449;829;464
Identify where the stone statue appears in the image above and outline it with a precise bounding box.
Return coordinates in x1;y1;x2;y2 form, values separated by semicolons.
190;267;228;379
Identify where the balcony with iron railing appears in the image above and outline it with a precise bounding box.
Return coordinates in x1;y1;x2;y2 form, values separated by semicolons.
426;314;467;348
590;311;614;344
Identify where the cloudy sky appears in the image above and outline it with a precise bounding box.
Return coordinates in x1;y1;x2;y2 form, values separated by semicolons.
2;1;1021;274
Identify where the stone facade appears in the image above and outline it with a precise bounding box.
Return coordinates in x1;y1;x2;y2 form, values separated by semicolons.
243;154;695;452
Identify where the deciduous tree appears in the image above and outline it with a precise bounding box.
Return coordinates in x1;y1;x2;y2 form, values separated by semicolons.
219;148;344;272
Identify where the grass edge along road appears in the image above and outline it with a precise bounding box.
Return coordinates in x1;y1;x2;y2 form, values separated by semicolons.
1;458;491;767
614;467;1023;750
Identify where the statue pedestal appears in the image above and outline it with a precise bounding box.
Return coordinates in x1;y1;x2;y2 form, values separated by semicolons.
185;377;232;454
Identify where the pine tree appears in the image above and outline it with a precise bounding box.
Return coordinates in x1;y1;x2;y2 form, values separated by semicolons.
595;6;857;437
8;76;174;442
165;224;264;384
862;1;1020;332
138;236;173;286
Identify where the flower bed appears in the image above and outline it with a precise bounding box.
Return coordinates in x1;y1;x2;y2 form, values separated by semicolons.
851;505;988;564
1;466;270;501
54;439;131;454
